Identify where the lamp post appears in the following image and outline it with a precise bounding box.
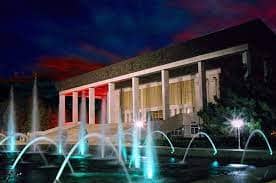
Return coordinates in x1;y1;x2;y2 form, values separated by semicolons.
230;118;244;149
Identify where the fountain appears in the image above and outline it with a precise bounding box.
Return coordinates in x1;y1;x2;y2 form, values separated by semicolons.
2;81;276;182
56;106;64;155
31;76;39;151
78;92;88;156
7;86;16;152
57;113;64;154
9;136;74;172
54;133;132;183
130;118;141;169
144;130;175;154
99;122;106;159
180;132;217;163
241;129;273;164
143;116;158;180
98;97;107;158
117;109;127;161
0;133;6;139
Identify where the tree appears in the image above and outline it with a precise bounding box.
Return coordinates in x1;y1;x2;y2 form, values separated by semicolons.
198;84;276;137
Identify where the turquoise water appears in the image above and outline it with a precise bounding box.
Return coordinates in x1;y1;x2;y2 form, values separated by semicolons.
1;151;276;183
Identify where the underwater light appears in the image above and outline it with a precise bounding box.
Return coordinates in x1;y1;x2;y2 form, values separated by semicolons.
211;160;219;168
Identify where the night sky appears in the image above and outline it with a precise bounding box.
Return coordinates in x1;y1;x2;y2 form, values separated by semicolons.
0;0;275;81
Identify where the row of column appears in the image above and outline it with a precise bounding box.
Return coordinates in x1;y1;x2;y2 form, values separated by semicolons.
131;70;170;123
59;88;96;124
130;63;207;122
59;61;208;124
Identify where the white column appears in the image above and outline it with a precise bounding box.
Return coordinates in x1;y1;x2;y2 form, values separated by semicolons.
132;77;139;122
88;87;95;124
107;83;115;123
59;94;66;124
161;70;169;120
198;61;207;109
72;91;79;123
113;90;120;123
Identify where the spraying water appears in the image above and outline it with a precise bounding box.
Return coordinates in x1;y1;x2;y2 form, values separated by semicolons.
180;132;217;163
7;86;16;152
144;130;175;154
54;133;132;183
0;133;6;139
130;111;142;169
57;101;64;154
241;129;273;164
0;133;27;153
143;116;158;180
117;110;127;161
31;76;39;149
78;92;88;156
99;97;106;158
9;136;74;173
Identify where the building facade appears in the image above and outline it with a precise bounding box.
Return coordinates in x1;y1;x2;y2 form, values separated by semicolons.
57;20;275;136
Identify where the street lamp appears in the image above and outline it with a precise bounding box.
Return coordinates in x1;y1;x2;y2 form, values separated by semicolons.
230;118;244;149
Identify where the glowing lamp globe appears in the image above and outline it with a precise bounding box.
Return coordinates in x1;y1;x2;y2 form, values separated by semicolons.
231;118;244;128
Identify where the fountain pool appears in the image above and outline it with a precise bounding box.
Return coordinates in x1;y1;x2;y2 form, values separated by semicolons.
0;148;275;183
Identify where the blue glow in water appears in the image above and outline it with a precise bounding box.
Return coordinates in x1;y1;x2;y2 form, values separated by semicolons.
211;160;219;168
169;157;176;163
7;86;16;152
58;144;63;155
57;103;64;155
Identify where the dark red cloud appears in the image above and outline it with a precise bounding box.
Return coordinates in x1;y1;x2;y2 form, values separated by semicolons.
171;0;276;42
36;56;105;80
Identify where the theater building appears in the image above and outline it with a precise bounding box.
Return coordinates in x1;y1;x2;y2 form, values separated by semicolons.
56;20;275;136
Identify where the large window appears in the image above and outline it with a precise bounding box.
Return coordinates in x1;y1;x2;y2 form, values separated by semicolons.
121;90;132;110
141;86;162;108
121;79;195;110
169;79;195;106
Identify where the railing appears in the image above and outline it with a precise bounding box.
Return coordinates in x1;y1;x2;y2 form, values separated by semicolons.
34;122;79;136
170;124;200;137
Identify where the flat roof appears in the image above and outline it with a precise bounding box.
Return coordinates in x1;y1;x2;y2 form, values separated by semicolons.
57;19;275;91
